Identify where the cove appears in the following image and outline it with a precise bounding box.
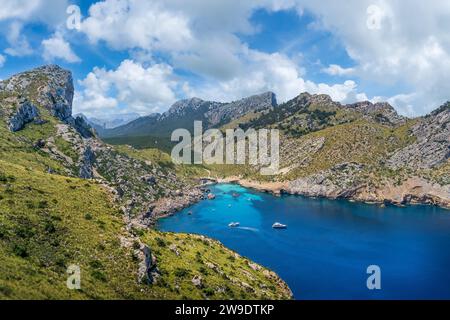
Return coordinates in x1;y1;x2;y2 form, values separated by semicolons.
157;183;450;300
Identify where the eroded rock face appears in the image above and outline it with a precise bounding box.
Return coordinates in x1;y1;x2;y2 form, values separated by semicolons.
1;65;74;123
164;97;207;118
73;115;95;139
79;146;96;179
206;92;277;126
137;244;159;284
36;65;74;122
287;162;366;198
347;101;406;125
388;103;450;169
7;99;40;132
142;188;205;224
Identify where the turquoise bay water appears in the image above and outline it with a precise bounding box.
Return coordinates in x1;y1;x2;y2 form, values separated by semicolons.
157;184;450;300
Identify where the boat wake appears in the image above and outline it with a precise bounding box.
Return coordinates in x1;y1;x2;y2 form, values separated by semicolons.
236;226;259;232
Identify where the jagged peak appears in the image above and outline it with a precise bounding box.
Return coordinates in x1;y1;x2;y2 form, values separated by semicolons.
296;92;335;105
31;64;70;73
4;64;72;82
1;64;75;126
231;91;277;107
348;100;392;109
168;92;277;115
295;92;401;113
167;97;206;114
175;97;204;105
429;101;450;117
143;112;161;118
1;64;72;91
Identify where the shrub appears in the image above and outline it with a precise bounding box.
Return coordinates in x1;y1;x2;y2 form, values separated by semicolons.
91;270;107;282
199;266;208;275
203;287;215;297
174;268;190;278
155;237;166;247
44;221;56;233
89;260;103;269
0;285;13;297
12;244;29;258
38;200;48;209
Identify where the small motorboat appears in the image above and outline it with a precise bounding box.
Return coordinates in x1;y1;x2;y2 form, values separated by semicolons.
232;193;240;198
228;222;240;228
272;222;287;229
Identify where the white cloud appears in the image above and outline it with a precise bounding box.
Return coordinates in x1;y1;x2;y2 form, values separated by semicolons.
81;0;193;52
322;64;355;76
186;50;367;105
1;0;70;57
0;54;5;68
288;0;450;115
70;0;450;116
0;0;70;24
74;60;185;117
42;33;81;63
77;0;369;112
3;22;33;57
0;0;40;21
1;0;449;116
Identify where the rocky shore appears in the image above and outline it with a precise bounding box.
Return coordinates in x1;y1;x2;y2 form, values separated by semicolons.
216;175;450;210
141;187;206;225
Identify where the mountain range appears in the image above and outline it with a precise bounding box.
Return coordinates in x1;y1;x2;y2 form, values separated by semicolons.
0;64;448;299
0;65;292;299
99;92;277;139
101;84;449;209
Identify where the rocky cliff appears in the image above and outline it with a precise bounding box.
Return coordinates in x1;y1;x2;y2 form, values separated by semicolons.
387;102;449;170
206;91;277;126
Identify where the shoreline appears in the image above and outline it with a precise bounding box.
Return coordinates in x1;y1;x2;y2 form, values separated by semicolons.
147;175;449;225
216;176;450;210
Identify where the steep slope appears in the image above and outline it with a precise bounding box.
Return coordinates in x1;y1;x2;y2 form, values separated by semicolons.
242;92;406;135
387;102;449;170
100;92;277;139
0;65;292;300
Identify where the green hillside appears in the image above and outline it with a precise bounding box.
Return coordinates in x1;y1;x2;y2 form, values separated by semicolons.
0;65;292;300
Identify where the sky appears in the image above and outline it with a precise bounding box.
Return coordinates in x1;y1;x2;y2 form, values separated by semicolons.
1;0;450;118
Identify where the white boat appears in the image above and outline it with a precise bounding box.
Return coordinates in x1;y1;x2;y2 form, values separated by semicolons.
272;222;287;229
228;222;240;228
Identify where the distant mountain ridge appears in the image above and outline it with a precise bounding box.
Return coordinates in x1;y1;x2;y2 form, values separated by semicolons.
100;92;277;138
241;92;407;135
100;90;409;141
86;113;140;129
73;112;141;136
